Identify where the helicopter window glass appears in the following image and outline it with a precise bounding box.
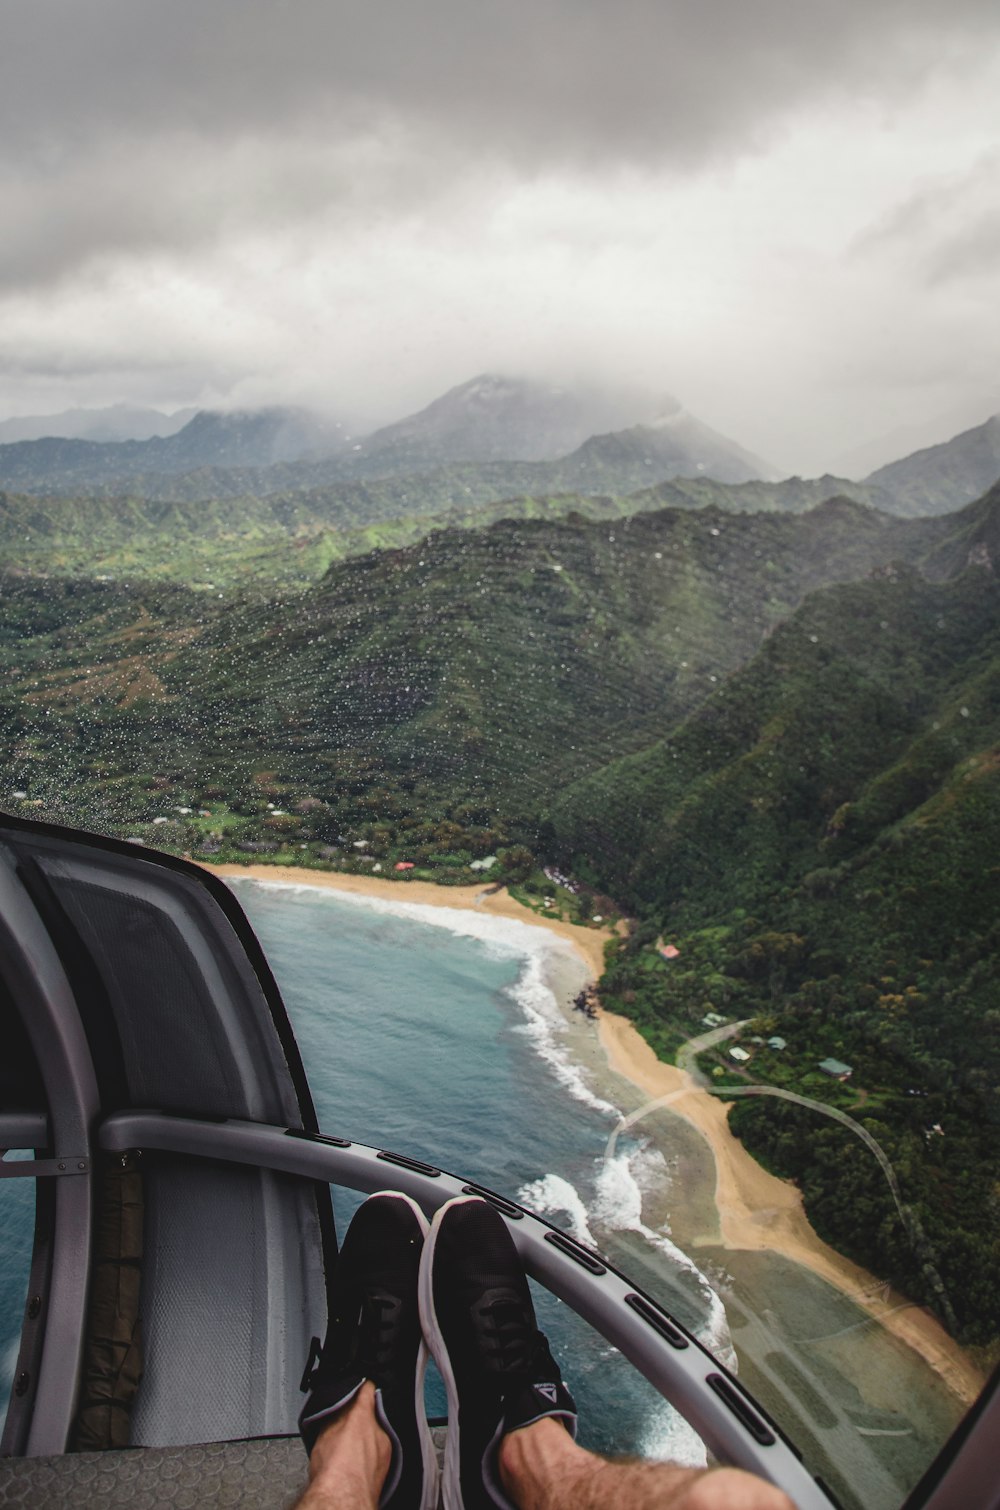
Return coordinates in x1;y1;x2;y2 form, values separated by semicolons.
0;971;44;1436
0;1160;35;1438
1;3;997;1504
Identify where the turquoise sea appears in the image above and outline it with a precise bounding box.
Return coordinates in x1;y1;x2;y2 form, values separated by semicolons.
235;879;714;1468
1;877;968;1507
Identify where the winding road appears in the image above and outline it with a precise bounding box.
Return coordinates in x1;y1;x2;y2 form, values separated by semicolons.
606;1018;958;1333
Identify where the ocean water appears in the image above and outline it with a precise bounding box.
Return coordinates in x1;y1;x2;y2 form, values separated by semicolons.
0;877;968;1506
228;880;965;1509
235;879;714;1467
0;1169;33;1419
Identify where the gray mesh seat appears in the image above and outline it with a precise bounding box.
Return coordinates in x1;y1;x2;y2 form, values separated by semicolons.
0;815;332;1458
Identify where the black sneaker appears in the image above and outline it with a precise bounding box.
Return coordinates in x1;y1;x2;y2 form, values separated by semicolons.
299;1191;439;1510
418;1195;577;1510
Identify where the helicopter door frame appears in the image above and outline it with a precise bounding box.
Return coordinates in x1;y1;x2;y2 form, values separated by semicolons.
0;859;98;1456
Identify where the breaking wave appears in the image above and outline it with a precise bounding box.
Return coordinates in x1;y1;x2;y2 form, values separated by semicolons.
505;951;620;1118
237;875;619;1116
517;1148;734;1372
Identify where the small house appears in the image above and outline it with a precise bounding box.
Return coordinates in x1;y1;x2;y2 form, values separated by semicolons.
818;1058;853;1080
729;1046;751;1063
768;1036;787;1051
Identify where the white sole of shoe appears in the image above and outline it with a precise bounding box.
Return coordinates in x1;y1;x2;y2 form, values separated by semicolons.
417;1195;485;1510
369;1190;439;1510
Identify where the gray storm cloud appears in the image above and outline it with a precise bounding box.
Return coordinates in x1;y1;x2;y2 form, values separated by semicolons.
4;2;995;154
4;3;997;195
854;152;1000;286
1;2;998;470
0;0;995;300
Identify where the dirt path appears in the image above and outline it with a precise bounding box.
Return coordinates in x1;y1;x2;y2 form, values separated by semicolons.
598;1009;985;1408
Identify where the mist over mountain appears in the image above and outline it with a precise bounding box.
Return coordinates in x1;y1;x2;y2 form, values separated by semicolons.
8;374;997;521
0;406;350;491
865;414;1000;516
552;411;779;490
345;374;663;469
0;376;775;498
0;404;197;445
832;402;1000;480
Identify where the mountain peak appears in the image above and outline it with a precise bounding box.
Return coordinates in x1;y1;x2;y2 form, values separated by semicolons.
355;373;659;466
169;406;349;464
865;412;1000;516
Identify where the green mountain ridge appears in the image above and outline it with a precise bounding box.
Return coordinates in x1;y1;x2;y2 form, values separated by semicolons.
0;469;925;593
546;503;1000;1346
0;496;957;826
865;413;1000;516
1;482;997;1351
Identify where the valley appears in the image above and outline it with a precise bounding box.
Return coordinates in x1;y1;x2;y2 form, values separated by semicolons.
1;380;998;1362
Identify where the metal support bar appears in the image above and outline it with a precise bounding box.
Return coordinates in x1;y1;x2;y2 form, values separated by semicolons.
0;1112;49;1148
0;1157;90;1179
98;1110;836;1510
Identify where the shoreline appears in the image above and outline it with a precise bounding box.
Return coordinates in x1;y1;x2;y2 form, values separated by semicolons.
201;862;613;979
201;861;983;1408
598;1009;985;1409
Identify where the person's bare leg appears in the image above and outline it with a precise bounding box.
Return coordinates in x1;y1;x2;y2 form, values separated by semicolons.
291;1381;391;1510
499;1417;796;1510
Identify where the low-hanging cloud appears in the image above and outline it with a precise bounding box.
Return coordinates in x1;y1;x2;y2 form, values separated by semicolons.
5;2;997;174
1;3;998;470
2;0;996;295
854;151;1000;286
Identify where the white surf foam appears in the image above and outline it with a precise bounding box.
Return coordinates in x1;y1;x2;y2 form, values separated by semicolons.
639;1401;710;1468
593;1146;735;1367
229;876;577;965
235;877;620;1117
506;952;620;1118
517;1173;597;1247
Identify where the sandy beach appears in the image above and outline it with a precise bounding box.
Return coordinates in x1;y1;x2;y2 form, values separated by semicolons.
203;862;613;978
202;861;983;1408
598;1009;985;1407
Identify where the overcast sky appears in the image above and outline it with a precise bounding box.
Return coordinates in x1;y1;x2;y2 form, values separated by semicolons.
1;1;998;473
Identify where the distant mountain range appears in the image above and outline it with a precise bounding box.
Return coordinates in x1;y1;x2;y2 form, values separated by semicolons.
0;375;776;497
863;413;1000;516
0;406;351;491
0;403;197;445
0;378;997;542
1;451;997;1351
347;374;655;466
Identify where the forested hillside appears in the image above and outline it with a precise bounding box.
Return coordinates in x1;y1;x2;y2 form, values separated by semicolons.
0;498;948;833
548;510;1000;1349
1;479;997;1352
867;414;1000;516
